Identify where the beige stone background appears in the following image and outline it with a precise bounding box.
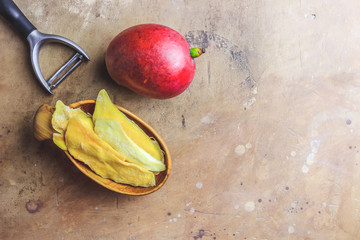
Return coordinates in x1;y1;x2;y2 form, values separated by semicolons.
1;0;360;239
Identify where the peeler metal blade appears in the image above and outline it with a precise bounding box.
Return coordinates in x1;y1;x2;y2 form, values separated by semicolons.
27;30;90;94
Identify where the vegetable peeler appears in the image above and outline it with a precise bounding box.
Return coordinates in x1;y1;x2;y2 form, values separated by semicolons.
0;0;90;94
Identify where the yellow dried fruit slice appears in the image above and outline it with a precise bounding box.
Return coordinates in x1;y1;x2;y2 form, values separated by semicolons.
51;100;91;150
93;89;165;171
53;133;67;151
65;115;155;187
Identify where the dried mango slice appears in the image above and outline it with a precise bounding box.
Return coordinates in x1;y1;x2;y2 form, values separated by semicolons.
65;115;155;187
51;100;91;150
53;133;67;150
93;89;165;172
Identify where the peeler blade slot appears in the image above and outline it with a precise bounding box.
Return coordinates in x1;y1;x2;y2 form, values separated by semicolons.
47;52;82;85
26;30;90;94
50;54;84;90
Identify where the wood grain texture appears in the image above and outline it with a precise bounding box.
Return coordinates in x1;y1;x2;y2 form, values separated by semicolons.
1;0;360;239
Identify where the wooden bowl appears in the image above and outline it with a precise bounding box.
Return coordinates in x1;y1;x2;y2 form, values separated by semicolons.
34;100;171;195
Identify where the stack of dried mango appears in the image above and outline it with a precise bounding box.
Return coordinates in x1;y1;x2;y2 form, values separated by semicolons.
45;90;165;187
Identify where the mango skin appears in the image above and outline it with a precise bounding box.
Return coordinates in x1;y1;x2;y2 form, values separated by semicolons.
65;115;155;187
106;24;196;99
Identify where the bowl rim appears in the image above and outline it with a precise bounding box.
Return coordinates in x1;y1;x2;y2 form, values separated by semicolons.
64;100;171;195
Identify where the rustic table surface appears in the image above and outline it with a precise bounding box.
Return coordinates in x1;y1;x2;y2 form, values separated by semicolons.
1;0;360;239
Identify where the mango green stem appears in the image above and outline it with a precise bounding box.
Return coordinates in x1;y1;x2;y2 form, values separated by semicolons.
190;48;205;58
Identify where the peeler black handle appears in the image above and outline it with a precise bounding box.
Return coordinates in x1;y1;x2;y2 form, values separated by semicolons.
0;0;36;38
